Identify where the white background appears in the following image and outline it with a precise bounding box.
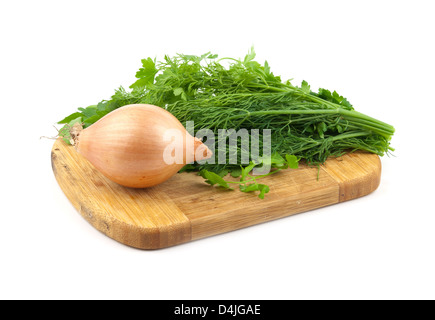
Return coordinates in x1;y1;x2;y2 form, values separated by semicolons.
1;0;434;300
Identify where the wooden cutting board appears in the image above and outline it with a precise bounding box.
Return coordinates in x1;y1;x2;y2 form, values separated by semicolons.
51;139;382;249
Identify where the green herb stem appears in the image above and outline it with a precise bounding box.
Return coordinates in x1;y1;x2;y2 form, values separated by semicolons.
226;108;394;137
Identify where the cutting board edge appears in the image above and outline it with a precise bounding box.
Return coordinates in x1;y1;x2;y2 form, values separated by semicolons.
52;139;382;250
52;146;192;250
320;152;382;202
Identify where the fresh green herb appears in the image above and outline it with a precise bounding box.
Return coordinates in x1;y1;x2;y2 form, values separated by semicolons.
59;48;395;198
198;154;298;198
58;116;82;144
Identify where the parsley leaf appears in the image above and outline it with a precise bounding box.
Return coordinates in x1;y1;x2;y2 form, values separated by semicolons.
199;170;233;190
316;88;353;110
58;112;83;125
285;155;299;169
130;57;158;90
301;80;311;94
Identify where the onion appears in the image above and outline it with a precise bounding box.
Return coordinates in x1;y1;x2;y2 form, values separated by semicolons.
70;104;212;188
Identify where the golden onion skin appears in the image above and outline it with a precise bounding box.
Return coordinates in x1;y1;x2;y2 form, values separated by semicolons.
76;104;211;188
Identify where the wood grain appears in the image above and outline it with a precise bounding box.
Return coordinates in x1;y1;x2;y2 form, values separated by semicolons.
51;139;382;249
